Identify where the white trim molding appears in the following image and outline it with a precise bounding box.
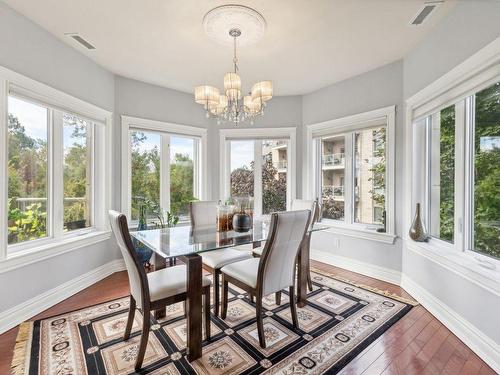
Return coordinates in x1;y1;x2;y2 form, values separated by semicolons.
304;105;396;237
121;115;208;217
218;126;297;213
0;258;125;334
320;224;397;244
311;249;402;285
401;274;500;373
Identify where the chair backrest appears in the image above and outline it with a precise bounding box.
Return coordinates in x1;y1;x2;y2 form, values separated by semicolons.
291;199;319;228
109;210;148;306
189;201;218;227
258;210;311;296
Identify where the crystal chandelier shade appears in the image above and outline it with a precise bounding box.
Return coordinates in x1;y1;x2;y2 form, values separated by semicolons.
194;27;273;125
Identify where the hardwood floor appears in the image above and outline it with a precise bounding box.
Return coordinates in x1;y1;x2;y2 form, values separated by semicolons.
0;261;495;375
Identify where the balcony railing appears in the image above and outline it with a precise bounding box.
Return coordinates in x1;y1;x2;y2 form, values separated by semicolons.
273;160;288;169
322;185;344;198
322;153;345;167
14;197;85;210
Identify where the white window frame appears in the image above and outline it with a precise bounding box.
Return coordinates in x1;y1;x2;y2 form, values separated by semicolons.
304;105;396;242
0;65;112;272
219;127;297;217
405;36;500;286
121;116;207;222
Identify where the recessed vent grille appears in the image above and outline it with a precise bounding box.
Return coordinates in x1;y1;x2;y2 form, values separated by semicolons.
410;1;443;25
68;34;96;50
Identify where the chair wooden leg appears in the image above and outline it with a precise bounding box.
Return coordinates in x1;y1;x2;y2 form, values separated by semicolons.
256;297;266;348
213;270;220;316
289;286;299;329
307;256;313;292
275;291;282;305
221;276;229;319
204;286;211;340
124;295;136;340
135;304;151;372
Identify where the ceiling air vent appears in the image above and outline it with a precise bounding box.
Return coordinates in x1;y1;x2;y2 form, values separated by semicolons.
410;1;443;26
66;34;96;50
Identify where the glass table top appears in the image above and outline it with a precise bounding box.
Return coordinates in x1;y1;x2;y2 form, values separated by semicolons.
130;220;329;258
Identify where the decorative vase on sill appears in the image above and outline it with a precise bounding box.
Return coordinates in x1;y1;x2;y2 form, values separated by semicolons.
409;203;429;242
133;202;153;265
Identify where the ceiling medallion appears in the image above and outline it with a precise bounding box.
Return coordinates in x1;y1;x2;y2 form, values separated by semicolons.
195;5;272;125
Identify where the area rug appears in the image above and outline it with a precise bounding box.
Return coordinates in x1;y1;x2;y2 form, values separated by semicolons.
11;269;416;375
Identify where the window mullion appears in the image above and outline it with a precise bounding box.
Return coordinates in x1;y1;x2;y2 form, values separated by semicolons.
160;135;170;212
193;138;200;200
464;96;475;251
454;100;466;251
51;110;64;239
253;140;263;217
344;132;354;224
0;78;7;259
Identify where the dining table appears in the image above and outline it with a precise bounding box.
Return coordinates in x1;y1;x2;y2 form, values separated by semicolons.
130;218;328;361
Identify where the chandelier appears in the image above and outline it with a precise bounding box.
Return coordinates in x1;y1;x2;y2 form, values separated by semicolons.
194;27;273;125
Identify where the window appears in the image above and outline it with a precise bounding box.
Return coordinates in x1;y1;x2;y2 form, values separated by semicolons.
130;131;160;221
472;82;500;258
429;106;455;243
307;106;395;236
227;139;289;215
354;126;386;225
220;128;295;217
320;135;346;221
63;114;93;232
8;96;49;245
414;81;500;260
123;117;205;224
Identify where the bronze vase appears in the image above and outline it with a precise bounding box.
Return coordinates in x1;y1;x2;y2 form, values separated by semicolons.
409;203;429;242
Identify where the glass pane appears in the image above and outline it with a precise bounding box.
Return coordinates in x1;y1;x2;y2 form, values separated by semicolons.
262;140;287;214
130;131;161;221
170;136;196;220
354;126;386;225
429;105;455;243
230;140;254;198
63;114;92;232
321;135;345;220
473;82;500;258
7;96;48;245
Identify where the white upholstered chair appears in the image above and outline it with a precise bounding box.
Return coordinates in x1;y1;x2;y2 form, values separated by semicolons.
220;210;311;348
189;201;253;316
253;199;319;295
109;210;212;371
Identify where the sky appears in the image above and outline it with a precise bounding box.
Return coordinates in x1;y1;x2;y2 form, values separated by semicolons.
230;140;254;171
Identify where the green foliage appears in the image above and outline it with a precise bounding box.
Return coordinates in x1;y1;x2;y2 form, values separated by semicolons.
262;158;286;214
8;201;47;244
170;153;196;216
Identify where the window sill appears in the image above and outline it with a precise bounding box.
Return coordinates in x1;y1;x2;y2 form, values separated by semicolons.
406;239;500;297
317;222;397;244
0;230;112;274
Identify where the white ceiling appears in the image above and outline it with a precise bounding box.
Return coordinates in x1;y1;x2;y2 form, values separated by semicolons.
4;0;456;96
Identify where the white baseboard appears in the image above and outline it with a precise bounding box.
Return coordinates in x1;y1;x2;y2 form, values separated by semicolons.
311;249;402;285
401;274;500;373
0;259;125;334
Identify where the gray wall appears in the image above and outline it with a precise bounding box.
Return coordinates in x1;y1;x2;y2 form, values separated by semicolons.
0;1;118;313
303;61;404;273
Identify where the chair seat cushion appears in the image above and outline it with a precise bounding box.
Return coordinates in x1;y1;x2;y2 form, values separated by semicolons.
220;258;260;289
201;248;253;269
252;246;263;256
147;265;211;302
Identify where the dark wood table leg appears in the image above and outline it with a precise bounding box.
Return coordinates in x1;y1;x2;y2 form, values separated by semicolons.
297;239;309;308
181;254;203;362
153;252;167;319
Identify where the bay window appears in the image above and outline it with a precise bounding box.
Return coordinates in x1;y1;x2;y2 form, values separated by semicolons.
412;80;500;260
220;128;296;217
122;117;206;224
0;66;112;260
307;106;395;236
